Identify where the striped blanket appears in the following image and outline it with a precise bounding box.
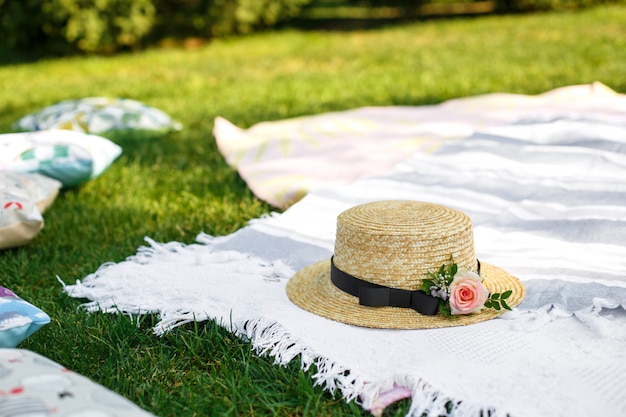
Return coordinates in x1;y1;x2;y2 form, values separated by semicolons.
64;83;626;417
213;82;625;209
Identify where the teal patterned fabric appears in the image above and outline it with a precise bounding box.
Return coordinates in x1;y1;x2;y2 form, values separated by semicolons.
13;97;182;134
17;144;93;187
0;287;49;347
0;131;122;188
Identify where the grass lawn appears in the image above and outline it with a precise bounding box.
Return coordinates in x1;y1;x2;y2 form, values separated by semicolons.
1;4;625;416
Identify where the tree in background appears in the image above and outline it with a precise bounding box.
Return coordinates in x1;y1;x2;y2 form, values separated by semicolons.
0;0;620;55
0;0;312;55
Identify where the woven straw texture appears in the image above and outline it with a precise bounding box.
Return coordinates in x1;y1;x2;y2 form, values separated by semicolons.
286;200;526;329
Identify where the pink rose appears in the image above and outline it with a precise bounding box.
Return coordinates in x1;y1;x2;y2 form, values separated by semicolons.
448;270;489;315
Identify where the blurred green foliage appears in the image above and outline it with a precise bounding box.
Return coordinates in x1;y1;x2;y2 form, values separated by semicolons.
0;0;623;55
0;0;313;54
151;0;312;40
0;0;156;54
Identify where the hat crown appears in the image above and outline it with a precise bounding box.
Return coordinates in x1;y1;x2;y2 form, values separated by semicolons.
333;200;477;290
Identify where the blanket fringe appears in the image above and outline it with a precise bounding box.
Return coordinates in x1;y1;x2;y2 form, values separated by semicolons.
233;316;368;403
59;236;626;416
229;315;506;417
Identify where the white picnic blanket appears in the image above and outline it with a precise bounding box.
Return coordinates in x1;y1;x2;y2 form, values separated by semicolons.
214;82;624;208
63;83;626;417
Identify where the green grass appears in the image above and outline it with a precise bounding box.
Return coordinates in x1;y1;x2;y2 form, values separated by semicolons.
1;5;625;416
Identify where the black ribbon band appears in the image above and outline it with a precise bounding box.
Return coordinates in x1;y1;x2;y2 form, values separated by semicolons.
330;257;440;316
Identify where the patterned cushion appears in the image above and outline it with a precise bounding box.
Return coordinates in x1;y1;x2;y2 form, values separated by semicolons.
0;287;50;347
13;97;182;134
0;349;157;416
0;172;61;250
0;130;122;188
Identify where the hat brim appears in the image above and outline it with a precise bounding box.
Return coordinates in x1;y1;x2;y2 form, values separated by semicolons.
286;259;525;329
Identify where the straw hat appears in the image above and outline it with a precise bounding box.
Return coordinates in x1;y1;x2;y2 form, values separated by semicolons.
286;200;525;329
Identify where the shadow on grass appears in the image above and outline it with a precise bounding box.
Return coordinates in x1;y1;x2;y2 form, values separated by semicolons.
0;47;50;66
283;1;497;31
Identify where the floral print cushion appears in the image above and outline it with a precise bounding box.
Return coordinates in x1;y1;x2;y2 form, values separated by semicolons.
0;172;61;250
0;349;157;416
13;97;182;135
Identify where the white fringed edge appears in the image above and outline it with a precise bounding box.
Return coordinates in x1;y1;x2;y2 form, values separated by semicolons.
229;315;506;417
58;237;626;417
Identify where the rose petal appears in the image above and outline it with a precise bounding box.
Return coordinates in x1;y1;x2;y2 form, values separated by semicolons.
368;385;413;417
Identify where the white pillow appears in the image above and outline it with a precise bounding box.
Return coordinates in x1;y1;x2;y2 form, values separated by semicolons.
0;130;122;188
0;172;61;250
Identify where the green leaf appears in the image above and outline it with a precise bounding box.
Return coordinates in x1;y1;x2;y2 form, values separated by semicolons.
450;263;458;276
501;299;511;310
484;300;492;309
501;290;512;299
439;300;452;317
492;302;501;311
420;279;434;293
491;293;500;300
422;279;435;287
